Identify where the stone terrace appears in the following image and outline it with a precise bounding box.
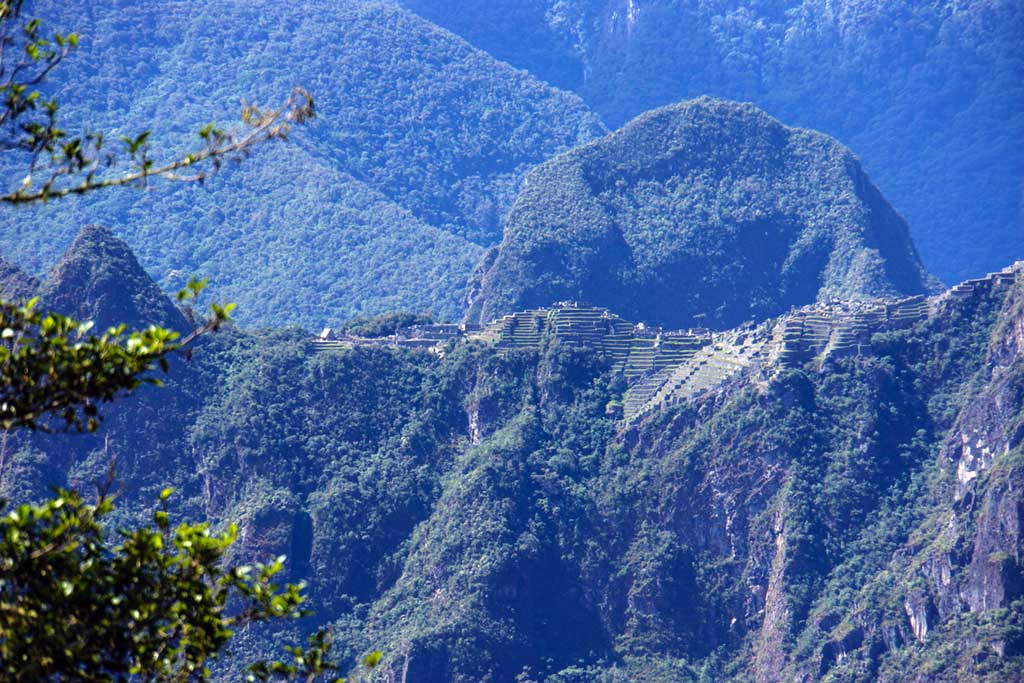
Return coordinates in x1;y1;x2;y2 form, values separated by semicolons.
310;262;1023;423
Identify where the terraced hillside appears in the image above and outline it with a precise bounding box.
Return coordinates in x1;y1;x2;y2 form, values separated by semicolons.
311;262;1022;427
623;263;1022;423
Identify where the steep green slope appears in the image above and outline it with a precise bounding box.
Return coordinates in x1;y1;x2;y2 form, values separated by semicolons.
2;0;605;326
3;236;1021;682
38;225;188;333
8;146;484;326
467;98;937;330
398;0;1024;286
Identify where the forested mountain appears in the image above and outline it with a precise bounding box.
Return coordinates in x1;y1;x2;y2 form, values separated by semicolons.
3;3;1022;682
397;0;1024;286
1;0;605;326
4;211;1022;683
38;226;188;334
468;98;938;329
6;1;1017;324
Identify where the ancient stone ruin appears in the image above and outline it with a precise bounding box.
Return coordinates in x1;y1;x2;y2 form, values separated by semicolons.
311;263;1023;424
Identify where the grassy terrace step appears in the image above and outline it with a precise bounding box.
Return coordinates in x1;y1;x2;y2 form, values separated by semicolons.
310;341;352;353
654;351;699;366
626;333;777;421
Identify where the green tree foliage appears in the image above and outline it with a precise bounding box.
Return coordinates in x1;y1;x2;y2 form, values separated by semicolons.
0;266;234;432
0;289;386;680
0;298;180;431
337;312;435;339
0;294;388;681
0;4;391;678
0;486;382;682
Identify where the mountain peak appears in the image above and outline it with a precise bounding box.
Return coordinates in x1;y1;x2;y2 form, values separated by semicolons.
467;97;938;329
0;257;40;303
40;225;187;333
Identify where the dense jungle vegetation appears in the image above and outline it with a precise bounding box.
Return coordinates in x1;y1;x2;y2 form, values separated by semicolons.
2;0;604;326
3;226;1021;682
1;2;1022;681
468;98;937;329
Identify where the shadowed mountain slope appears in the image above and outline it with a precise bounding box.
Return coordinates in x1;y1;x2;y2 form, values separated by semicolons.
38;225;187;333
0;259;39;303
4;249;1022;682
398;0;1024;286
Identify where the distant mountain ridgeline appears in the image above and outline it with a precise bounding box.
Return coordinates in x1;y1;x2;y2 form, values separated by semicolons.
398;0;1024;287
4;224;1023;682
467;98;938;330
2;0;605;326
8;1;1016;332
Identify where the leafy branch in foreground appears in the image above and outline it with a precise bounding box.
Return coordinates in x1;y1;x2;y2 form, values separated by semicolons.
0;487;381;682
0;279;233;432
0;283;388;680
0;0;315;204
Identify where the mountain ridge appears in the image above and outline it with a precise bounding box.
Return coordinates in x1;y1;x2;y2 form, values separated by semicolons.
38;225;188;334
1;0;607;327
0;259;39;304
396;0;1024;285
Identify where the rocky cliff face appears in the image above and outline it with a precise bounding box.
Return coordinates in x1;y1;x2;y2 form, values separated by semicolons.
786;272;1024;682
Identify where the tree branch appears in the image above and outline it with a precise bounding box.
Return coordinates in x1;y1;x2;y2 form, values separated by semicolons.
3;88;315;204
